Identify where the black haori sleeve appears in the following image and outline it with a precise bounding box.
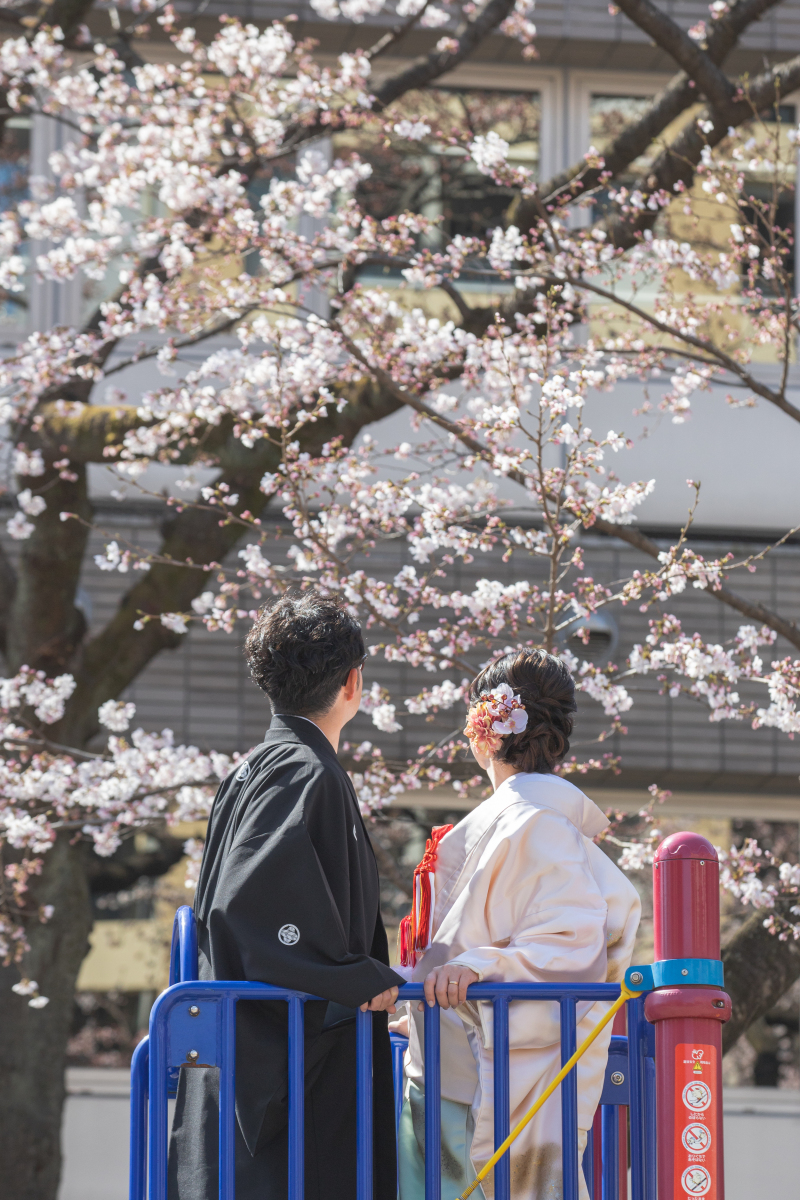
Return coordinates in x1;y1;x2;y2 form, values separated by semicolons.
202;752;401;1007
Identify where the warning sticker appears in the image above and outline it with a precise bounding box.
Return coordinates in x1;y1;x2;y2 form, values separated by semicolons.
682;1082;712;1112
681;1124;712;1154
675;1044;718;1200
681;1167;712;1196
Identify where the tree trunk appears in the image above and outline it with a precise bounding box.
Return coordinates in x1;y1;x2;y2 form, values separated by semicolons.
0;837;92;1200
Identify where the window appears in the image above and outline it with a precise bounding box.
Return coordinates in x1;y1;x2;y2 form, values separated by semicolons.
338;88;540;256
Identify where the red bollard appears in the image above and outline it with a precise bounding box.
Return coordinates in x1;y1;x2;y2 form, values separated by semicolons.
644;833;732;1200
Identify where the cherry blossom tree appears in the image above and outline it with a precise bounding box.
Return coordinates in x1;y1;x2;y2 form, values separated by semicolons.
2;0;800;1191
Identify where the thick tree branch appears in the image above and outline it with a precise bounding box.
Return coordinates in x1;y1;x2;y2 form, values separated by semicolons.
614;0;734;111
56;378;403;747
515;0;783;230
0;543;18;661
371;0;517;111
30;404;162;465
6;464;92;676
278;0;517;155
607;53;800;247
723;900;800;1051
704;0;786;59
366;0;436;61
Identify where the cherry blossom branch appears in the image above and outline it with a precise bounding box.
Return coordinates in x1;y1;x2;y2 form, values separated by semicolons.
605;55;800;247
371;0;518;111
100;310;261;380
518;0;784;225
276;0;517;156
331;324;800;655
366;0;436;61
529;269;800;425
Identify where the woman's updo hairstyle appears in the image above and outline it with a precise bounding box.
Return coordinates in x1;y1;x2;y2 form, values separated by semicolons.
468;648;577;772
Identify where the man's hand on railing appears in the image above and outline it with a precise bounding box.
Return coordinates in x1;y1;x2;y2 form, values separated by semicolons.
360;986;400;1013
419;964;480;1010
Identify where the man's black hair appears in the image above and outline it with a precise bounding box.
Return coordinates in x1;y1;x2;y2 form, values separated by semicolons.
244;590;365;717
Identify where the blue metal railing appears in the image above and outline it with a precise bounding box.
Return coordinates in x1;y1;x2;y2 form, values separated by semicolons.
131;909;657;1200
169;905;198;989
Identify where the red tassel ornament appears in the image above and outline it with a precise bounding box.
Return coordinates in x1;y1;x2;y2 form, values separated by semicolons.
398;823;453;967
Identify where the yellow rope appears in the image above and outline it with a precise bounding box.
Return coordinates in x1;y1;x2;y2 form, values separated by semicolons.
458;985;642;1200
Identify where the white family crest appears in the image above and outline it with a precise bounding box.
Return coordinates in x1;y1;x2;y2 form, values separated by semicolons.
278;924;300;946
235;760;251;782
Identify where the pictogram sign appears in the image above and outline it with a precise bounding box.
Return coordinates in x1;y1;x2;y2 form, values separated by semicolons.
681;1167;711;1196
675;1044;718;1200
681;1124;711;1154
682;1081;711;1112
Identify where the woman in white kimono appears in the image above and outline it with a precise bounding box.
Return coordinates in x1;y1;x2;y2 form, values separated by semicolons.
392;649;641;1200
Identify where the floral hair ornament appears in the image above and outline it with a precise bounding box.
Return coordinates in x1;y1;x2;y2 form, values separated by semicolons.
464;682;529;758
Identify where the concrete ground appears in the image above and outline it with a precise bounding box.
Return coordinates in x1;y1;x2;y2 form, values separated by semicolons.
59;1071;800;1200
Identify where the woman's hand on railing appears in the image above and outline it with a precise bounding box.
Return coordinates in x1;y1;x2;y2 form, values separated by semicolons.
419;964;480;1010
360;985;399;1014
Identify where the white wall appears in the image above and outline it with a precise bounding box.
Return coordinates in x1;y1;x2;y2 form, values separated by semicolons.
336;372;800;534
582;378;800;532
80;345;800;536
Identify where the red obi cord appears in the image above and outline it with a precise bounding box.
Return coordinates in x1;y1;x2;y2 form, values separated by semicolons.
398;824;453;967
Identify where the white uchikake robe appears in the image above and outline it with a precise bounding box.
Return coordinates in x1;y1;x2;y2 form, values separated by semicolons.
401;772;641;1200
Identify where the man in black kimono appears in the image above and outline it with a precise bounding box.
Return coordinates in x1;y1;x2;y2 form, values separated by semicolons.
169;591;403;1200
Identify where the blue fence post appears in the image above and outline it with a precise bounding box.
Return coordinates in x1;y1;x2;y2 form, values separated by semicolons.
600;1105;619;1200
583;1123;595;1200
288;995;305;1200
626;996;645;1200
389;1033;408;1135
492;998;511;1200
169;906;198;987
218;997;236;1200
356;1006;373;1200
560;997;579;1200
423;1001;441;1200
643;1029;657;1200
148;1005;168;1200
130;1036;149;1200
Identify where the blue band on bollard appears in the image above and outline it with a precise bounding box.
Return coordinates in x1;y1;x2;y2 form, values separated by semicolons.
625;958;724;992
